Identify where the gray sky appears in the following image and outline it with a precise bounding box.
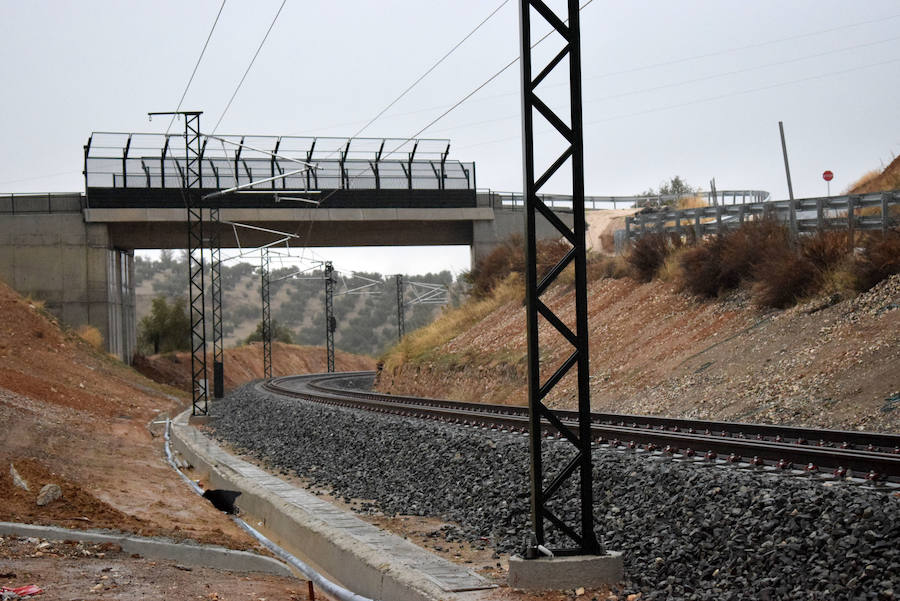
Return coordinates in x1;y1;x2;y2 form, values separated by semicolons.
2;1;898;275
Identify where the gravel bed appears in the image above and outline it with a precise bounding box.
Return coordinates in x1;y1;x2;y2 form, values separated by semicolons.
208;385;899;601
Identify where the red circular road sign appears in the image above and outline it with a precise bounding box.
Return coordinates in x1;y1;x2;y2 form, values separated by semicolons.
823;170;834;181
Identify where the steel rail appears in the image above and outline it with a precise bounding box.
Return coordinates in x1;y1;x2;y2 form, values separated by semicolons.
263;373;900;483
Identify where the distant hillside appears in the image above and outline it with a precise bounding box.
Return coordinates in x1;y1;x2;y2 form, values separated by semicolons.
135;255;458;356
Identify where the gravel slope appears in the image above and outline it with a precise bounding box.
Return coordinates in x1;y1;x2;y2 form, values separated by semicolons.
209;385;900;601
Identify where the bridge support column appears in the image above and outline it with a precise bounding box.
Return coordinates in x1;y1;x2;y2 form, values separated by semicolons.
0;206;136;363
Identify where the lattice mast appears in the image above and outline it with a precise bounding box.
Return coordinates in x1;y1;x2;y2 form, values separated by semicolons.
324;261;336;373
519;0;601;555
395;274;405;342
209;205;224;398
260;247;272;379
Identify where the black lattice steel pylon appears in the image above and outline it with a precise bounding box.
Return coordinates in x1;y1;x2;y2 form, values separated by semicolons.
324;261;336;373
184;112;208;416
519;0;601;555
209;206;224;398
260;247;272;379
395;274;405;342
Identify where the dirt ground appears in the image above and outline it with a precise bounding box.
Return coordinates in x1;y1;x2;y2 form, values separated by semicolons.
378;273;900;433
0;535;305;601
0;279;591;601
0;279;311;596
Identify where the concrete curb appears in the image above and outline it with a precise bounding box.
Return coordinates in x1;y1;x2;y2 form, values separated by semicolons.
170;408;493;601
0;521;294;577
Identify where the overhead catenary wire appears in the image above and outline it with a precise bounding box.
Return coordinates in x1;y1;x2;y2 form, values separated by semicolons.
458;55;900;150
165;0;227;135
313;0;596;208
211;0;287;134
346;0;510;141
286;11;900;137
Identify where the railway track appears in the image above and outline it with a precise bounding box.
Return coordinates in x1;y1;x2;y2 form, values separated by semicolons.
263;372;900;485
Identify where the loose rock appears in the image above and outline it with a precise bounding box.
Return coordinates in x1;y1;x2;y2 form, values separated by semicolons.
36;483;62;506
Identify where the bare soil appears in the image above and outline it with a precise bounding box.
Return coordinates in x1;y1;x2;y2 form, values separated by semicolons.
378;274;900;433
0;279;305;594
0;535;305;601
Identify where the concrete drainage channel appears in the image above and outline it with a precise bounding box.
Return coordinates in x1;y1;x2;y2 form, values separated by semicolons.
168;407;495;601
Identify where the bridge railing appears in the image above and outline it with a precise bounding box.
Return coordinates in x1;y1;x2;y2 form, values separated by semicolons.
84;132;476;193
0;193;84;214
623;191;900;242
481;189;770;211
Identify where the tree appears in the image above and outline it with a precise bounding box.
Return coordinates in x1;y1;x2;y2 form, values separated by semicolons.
137;296;190;355
638;175;698;208
245;320;294;345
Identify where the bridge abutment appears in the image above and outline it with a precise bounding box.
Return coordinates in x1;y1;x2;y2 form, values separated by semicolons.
0;195;136;363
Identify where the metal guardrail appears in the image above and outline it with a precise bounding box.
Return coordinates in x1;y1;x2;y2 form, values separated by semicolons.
623;191;900;242
84;132;475;192
482;189;769;211
0;193;84;214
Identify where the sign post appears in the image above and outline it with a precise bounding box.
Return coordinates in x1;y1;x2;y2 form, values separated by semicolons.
823;170;834;197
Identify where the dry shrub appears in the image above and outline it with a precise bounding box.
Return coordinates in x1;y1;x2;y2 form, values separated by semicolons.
468;235;570;298
626;233;682;282
716;219;790;291
851;230;900;291
76;325;104;351
751;254;818;308
801;230;850;271
678;220;790;297
678;242;724;297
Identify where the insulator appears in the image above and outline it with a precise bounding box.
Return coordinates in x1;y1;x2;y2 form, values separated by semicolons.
627;440;637;450
833;466;848;479
750;456;765;466
776;459;792;470
797;438;807;445
705;450;717;461
775;435;783;443
805;463;818;473
664;445;676;455
727;453;741;463
684;448;695;457
646;443;658;452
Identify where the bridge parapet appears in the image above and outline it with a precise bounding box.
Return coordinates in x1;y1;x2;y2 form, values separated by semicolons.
84;133;475;207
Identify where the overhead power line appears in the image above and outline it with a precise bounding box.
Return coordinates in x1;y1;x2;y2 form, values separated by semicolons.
166;0;227;135
212;0;287;134
348;0;510;140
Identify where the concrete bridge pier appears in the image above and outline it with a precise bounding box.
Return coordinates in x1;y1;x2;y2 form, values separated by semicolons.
0;194;136;363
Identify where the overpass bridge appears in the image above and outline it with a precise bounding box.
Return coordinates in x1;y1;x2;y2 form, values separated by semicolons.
0;132;564;362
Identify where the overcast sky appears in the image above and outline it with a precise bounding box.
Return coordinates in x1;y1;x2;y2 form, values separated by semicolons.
1;1;898;275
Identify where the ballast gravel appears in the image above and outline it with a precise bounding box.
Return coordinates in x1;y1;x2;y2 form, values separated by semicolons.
208;384;900;601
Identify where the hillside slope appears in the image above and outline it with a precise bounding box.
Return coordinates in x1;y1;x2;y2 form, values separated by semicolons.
0;279;262;548
135;341;376;392
377;274;900;433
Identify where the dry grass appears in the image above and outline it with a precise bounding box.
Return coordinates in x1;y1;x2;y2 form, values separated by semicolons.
847;156;900;194
381;274;522;371
588;254;629;280
677;194;707;210
626;233;683;282
751;254;818;308
76;325;104;351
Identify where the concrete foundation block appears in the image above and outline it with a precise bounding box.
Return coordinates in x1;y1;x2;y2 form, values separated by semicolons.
507;552;624;591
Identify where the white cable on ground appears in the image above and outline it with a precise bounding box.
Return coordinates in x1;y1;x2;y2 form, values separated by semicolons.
163;418;376;601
